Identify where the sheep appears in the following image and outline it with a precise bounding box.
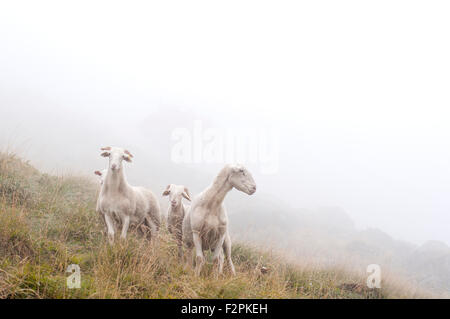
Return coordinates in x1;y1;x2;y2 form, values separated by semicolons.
162;184;191;257
94;169;108;216
94;169;107;185
183;164;257;276
94;169;108;231
94;168;120;234
97;146;161;244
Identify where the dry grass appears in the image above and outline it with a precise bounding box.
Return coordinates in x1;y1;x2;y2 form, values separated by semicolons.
0;152;429;299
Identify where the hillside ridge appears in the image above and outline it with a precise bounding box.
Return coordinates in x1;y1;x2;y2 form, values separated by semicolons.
0;152;428;299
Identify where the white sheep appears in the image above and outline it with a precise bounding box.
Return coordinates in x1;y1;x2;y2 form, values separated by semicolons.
94;169;108;230
183;164;257;276
97;146;161;244
162;184;191;257
94;169;108;216
94;169;107;185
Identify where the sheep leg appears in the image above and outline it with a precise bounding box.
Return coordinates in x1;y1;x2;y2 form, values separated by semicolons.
104;214;115;245
139;218;151;240
177;237;183;259
183;248;193;269
212;233;226;260
192;231;205;276
212;233;226;275
120;215;130;240
223;233;236;276
218;250;224;274
145;216;158;240
176;223;183;258
212;247;225;277
97;211;108;236
137;222;146;237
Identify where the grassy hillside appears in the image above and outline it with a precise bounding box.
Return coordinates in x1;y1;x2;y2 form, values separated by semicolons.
0;152;426;299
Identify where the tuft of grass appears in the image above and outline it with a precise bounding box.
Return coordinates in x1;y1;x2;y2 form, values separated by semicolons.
0;152;431;299
0;205;34;259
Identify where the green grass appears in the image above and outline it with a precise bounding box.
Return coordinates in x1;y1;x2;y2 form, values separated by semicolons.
0;152;427;299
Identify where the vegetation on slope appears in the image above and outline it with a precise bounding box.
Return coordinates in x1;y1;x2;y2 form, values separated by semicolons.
0;152;425;299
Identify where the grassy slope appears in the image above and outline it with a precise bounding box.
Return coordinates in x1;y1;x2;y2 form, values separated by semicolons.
0;152;425;299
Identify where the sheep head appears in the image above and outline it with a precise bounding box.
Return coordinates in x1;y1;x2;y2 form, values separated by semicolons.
163;184;191;208
100;146;133;171
227;164;257;195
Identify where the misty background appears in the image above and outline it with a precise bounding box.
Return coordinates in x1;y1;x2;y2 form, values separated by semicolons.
0;1;449;294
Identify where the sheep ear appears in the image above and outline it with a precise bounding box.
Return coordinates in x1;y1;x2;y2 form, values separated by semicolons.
231;165;241;173
101;152;110;157
162;185;171;196
94;170;102;176
182;188;191;201
124;150;134;158
101;147;111;151
123;155;132;163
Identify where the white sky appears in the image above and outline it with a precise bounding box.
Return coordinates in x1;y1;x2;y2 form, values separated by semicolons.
0;1;449;245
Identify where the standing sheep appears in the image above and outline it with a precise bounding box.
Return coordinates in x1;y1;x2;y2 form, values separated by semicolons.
183;164;257;276
94;169;108;232
97;147;161;244
162;184;191;257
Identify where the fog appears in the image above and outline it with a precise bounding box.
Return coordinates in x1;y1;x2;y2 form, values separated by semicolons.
1;1;449;292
